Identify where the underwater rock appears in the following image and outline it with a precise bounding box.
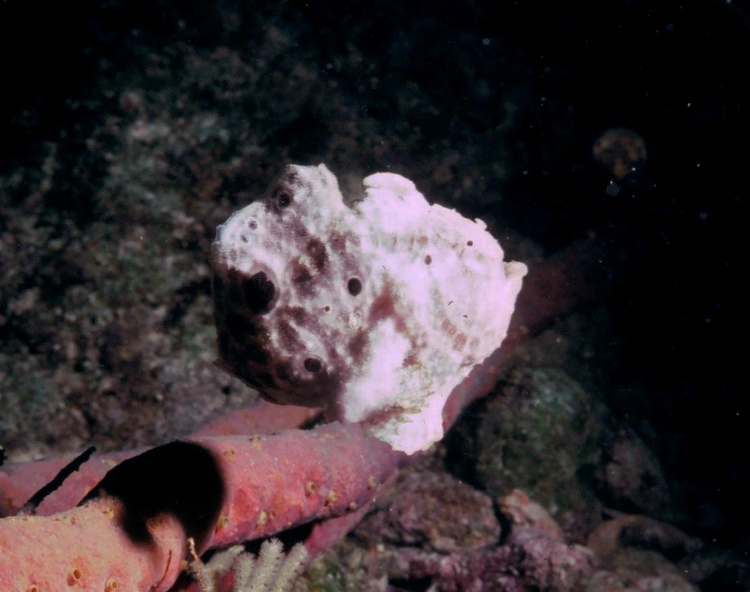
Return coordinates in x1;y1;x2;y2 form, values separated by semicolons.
498;488;564;541
356;468;501;553
475;367;605;538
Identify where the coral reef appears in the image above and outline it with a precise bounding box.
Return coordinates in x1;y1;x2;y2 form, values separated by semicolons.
2;1;748;589
0;227;628;590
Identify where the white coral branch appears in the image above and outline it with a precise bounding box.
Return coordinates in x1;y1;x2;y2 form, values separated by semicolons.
190;537;308;592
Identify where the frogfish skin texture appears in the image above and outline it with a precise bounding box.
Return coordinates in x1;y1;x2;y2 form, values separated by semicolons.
212;164;527;454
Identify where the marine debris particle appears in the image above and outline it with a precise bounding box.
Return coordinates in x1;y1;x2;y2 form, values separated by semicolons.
212;163;526;454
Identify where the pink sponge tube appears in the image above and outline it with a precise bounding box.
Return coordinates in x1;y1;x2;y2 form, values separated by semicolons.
0;422;400;591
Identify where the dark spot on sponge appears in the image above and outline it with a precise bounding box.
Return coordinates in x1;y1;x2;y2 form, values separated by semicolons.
241;271;276;313
347;277;362;296
81;441;223;549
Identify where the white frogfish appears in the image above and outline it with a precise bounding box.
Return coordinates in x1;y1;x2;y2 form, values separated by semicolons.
212;164;527;454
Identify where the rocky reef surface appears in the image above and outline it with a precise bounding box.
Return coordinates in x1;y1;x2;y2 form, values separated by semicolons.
1;1;748;590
